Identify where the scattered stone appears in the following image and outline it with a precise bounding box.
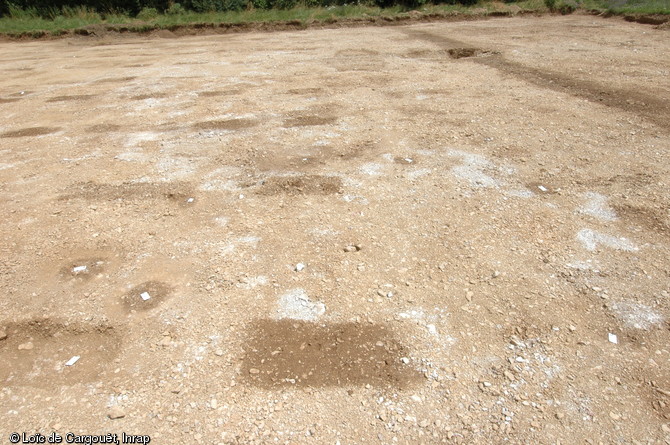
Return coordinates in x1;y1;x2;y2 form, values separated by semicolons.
0;329;7;341
249;368;260;375
555;412;565;420
411;395;422;403
609;411;621;421
211;399;218;410
107;407;125;420
344;245;361;253
214;349;224;356
662;424;670;433
419;419;430;428
504;371;515;381
401;357;410;364
295;263;305;272
18;341;34;350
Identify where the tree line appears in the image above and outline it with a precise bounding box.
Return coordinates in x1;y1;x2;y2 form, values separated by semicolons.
0;0;478;18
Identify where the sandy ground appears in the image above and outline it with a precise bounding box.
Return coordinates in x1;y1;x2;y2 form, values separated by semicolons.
0;14;669;444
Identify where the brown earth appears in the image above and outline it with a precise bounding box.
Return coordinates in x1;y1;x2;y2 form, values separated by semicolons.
0;14;669;445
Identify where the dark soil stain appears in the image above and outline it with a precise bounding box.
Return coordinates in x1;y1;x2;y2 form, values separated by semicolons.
241;320;421;388
394;156;417;165
59;181;194;205
122;281;174;312
0;318;120;387
86;123;122;133
283;115;337;127
1;127;60;138
193;118;257;131
46;94;96;103
527;181;558;194
59;257;108;282
335;49;380;57
257;175;342;196
198;90;244;97
93;76;137;84
447;47;497;59
130;93;169;100
0;98;20;104
286;87;323;96
614;203;670;236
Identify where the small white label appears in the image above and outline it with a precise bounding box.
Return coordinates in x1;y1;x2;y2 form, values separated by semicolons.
73;266;88;273
140;292;151;301
65;356;80;366
538;185;548;192
187;197;194;203
608;333;618;344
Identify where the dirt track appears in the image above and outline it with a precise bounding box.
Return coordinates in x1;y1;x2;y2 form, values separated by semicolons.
0;15;669;444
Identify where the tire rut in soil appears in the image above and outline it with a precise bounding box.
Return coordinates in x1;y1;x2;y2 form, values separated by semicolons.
402;28;670;131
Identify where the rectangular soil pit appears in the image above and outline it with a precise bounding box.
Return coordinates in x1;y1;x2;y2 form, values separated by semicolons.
241;320;421;389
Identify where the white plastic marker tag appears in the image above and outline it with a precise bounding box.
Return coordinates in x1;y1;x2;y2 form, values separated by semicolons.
73;266;87;273
538;185;548;192
140;292;151;301
608;333;618;344
65;356;80;366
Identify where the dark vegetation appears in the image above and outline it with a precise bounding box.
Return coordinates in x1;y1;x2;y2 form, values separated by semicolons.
0;0;477;18
0;0;666;36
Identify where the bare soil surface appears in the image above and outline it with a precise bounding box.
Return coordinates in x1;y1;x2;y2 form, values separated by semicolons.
0;15;669;444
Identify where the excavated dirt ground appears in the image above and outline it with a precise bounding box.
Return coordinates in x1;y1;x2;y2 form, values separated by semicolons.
0;14;669;445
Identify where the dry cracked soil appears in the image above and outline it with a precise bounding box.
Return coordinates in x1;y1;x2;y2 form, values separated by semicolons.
0;14;669;445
